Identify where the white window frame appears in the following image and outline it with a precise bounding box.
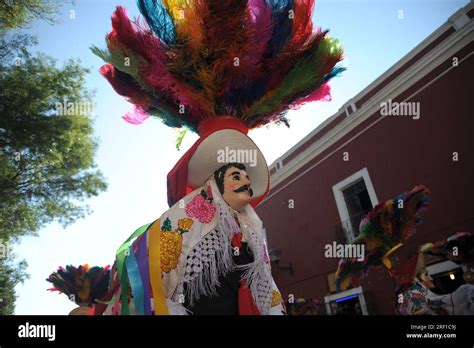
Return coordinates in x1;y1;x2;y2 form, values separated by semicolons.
275;159;283;171
332;167;378;242
324;286;369;315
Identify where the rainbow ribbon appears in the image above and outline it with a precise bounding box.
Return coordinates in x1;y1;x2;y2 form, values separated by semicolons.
115;223;150;315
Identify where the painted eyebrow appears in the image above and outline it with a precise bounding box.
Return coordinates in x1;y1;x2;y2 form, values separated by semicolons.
228;171;241;177
227;171;250;180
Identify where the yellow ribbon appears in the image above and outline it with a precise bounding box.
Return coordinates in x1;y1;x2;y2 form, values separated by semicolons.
149;219;169;315
382;243;403;269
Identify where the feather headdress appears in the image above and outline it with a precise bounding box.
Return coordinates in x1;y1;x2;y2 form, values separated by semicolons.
335;185;430;291
421;232;474;265
47;264;111;306
92;0;344;132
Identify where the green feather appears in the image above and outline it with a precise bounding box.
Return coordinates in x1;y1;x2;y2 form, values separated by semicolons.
175;127;187;150
246;37;343;118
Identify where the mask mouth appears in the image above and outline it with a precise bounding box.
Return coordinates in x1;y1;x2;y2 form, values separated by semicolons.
234;184;253;197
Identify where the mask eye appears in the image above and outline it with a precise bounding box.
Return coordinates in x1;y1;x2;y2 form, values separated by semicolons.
233;175;240;181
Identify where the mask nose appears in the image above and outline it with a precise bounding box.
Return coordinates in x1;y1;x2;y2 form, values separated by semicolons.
242;175;251;186
242;177;253;196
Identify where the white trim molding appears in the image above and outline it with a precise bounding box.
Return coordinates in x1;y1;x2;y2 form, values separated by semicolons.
332;168;378;242
448;3;471;30
264;4;473;202
427;260;461;276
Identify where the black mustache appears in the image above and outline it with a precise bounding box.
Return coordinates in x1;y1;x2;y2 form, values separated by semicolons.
234;185;253;197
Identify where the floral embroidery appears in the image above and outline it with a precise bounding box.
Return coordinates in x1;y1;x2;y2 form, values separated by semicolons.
177;218;193;233
271;290;282;307
160;230;183;273
160;218;192;273
206;185;213;200
161;218;172;232
185;190;216;223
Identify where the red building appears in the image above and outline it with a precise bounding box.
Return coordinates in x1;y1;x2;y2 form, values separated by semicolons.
256;2;473;314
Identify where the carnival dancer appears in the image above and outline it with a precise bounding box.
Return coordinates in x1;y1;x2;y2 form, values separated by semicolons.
422;232;474;284
46;265;110;315
419;232;474;315
391;253;447;315
64;0;344;315
335;185;430;291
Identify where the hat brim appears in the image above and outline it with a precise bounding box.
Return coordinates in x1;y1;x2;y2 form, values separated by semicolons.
188;129;269;201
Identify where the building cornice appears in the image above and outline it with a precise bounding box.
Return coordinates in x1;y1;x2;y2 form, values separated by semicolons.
263;3;473;203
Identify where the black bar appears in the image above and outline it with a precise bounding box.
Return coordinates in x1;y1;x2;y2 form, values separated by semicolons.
0;315;472;346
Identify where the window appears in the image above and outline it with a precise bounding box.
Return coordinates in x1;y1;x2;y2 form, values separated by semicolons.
275;159;283;171
332;168;378;242
342;179;373;236
324;286;369;315
426;260;464;295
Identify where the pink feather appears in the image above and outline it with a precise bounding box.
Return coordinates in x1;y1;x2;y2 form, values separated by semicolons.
122;106;150;125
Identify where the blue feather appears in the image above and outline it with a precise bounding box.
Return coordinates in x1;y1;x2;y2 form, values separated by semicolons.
137;0;175;45
323;66;346;82
266;0;294;57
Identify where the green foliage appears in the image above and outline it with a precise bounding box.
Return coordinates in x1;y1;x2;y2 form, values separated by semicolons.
0;32;107;314
0;0;61;30
0;35;107;241
0;252;29;315
0;33;38;62
0;0;103;315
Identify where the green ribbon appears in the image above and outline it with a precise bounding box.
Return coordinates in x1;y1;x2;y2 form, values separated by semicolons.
115;223;151;315
96;293;120;306
125;242;145;315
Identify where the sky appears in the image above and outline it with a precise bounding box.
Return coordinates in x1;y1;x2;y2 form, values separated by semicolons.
10;0;469;314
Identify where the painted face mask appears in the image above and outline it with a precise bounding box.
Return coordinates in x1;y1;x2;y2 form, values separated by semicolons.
221;165;253;211
418;269;435;289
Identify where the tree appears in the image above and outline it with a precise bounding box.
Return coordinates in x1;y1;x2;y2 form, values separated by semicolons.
0;35;107;240
0;252;28;315
0;33;107;313
0;0;61;30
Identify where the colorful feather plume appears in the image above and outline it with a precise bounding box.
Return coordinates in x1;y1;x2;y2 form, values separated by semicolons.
335;185;430;291
46;264;111;306
285;297;320;315
92;0;344;131
421;232;474;266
